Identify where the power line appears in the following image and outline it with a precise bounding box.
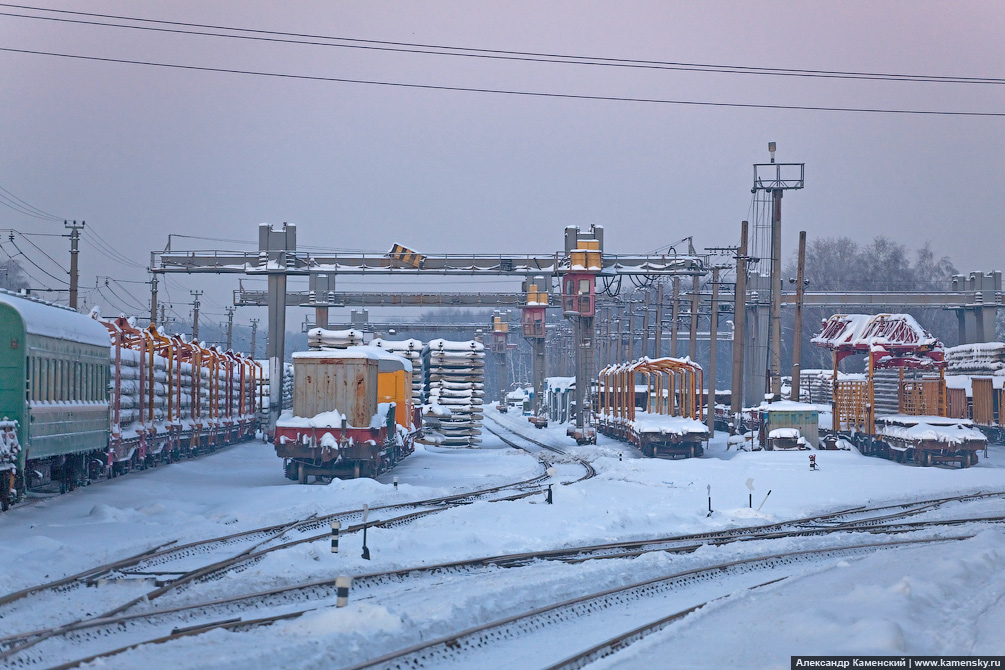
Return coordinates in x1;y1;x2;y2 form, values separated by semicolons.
5;236;69;285
105;276;149;310
86;225;147;267
100;278;145;311
0;191;62;221
3;4;1004;86
82;227;147;268
0;182;63;221
2;46;1004;117
0;239;61;289
15;231;65;270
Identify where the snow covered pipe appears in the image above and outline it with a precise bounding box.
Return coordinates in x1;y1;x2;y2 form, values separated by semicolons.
330;520;340;553
336;575;352;607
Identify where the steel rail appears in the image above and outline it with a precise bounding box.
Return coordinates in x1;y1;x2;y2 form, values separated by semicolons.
42;535;971;670
337;535;977;670
541;577;792;670
0;455;555;609
7;505;1001;666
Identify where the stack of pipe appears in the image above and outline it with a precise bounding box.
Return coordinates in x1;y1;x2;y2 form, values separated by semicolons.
945;343;1005;375
372;338;425;403
423;339;484;447
307;328;365;349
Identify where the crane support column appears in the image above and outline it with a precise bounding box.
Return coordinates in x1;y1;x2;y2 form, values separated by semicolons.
260;223;296;438
562;225;602;443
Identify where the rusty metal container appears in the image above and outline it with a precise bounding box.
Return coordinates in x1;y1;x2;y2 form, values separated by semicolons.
292;351;377;426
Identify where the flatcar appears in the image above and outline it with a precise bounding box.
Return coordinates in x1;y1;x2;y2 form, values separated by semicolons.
0;290;261;509
596;356;708;458
814;313;985;467
274;346;419;483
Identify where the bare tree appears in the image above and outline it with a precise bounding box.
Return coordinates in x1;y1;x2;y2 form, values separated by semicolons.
783;236;958;372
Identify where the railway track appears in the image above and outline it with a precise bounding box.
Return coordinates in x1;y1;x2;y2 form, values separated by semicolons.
5;422;1001;668
5;489;1003;669
0;428;593;661
483;415;596;481
32;531;983;670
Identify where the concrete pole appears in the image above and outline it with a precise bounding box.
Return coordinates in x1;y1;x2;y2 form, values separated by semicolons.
641;291;651;360
149;274;158;327
731;221;748;415
671;277;680;358
250;319;259;358
769;189;783;396
226;306;235;351
626;302;635;361
65;221;83;310
190;290;203;341
655;282;664;358
689;275;700;361
707;267;719;436
791;230;807;401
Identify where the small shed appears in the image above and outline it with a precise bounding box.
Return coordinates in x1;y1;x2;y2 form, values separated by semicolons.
759;400;819;448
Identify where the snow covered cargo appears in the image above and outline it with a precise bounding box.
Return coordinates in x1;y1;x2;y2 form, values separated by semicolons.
275;348;416;482
291;350;378;426
871;415;986;467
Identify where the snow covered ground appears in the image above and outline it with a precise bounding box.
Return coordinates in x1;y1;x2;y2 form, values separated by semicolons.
2;409;1005;669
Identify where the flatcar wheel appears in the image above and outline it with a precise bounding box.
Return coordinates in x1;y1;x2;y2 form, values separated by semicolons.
970;451;979;466
298;464;308;484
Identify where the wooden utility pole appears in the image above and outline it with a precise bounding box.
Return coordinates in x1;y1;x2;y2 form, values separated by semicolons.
655;282;664;358
671;277;680;357
791;230;807;401
707;267;719;436
731;221;749;415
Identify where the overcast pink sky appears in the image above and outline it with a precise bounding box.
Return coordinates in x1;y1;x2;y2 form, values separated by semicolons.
2;1;1003;324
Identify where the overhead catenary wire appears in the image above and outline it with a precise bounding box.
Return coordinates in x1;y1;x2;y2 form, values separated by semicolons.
2;47;1003;118
3;5;1005;86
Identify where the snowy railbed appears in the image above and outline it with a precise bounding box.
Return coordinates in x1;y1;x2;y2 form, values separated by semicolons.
3;414;1005;668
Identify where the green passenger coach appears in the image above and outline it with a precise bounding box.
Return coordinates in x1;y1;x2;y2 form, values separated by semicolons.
0;290;110;497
